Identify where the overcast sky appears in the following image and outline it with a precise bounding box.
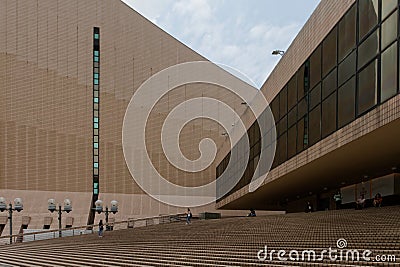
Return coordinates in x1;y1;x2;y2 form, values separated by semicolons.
122;0;320;88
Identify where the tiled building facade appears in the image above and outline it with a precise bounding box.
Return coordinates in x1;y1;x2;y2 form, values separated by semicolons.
0;0;245;233
217;0;400;212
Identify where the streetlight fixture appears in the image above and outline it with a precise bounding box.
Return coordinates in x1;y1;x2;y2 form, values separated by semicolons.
94;200;118;230
272;50;285;56
0;197;23;244
48;198;72;237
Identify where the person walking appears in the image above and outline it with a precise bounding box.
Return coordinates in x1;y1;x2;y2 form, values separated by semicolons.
186;208;192;225
333;191;342;210
98;219;104;237
305;201;313;213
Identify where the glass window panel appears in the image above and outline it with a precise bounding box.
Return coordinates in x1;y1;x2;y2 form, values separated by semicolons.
381;42;398;102
322;92;337;138
94;189;98;195
338;51;356;86
94;97;99;103
250;145;255;160
94;123;99;129
94;51;99;56
94;56;99;62
94;62;99;68
297;65;306;99
287;125;297;159
287;75;297;110
359;0;379;40
94;91;98;97
322;68;337;99
94;136;98;142
94;149;98;156
382;0;398;19
94;162;99;168
254;155;259;172
94;79;99;85
338;77;356;128
310;46;322;88
322;26;337;77
278;116;287;136
94;103;99;110
94;129;99;135
297;117;306;153
309;105;321;146
288;107;297;127
358;59;378;115
254;140;261;156
298;97;307;119
94;142;99;149
278;133;287;165
94;73;99;79
272;145;279;169
382;11;398;50
94;33;100;39
264;113;275;135
254;124;261;145
279;86;287;119
262;129;271;150
271;97;279;123
94;182;98;189
358;29;379;68
339;5;356;61
310;83;321;110
248;125;255;147
248;158;254;177
94;85;99;90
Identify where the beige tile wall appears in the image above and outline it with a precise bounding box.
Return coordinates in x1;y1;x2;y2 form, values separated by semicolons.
0;0;245;225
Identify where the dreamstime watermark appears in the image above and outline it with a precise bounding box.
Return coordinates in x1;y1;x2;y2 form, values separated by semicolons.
257;238;397;263
122;61;276;207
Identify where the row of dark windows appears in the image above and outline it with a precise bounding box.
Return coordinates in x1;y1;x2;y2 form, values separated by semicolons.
216;0;400;201
93;27;100;196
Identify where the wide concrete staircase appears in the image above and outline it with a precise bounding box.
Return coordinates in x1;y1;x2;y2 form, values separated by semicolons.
0;206;399;266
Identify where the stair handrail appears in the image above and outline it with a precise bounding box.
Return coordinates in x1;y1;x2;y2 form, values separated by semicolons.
0;212;187;244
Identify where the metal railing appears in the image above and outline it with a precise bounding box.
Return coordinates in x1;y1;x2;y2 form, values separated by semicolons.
0;213;186;244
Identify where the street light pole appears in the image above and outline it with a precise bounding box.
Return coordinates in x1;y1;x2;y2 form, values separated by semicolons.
105;206;109;224
8;203;12;244
58;204;62;238
0;197;23;244
94;200;118;231
48;199;72;238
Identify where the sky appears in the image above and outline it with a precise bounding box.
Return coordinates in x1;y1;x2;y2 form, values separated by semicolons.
122;0;321;88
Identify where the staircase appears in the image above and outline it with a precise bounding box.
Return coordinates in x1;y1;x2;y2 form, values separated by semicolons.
0;206;398;266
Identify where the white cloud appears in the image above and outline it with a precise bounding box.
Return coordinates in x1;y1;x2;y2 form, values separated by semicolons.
249;24;268;39
173;0;212;21
122;0;320;87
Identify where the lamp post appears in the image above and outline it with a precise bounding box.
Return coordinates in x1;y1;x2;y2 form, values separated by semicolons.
0;197;23;244
48;199;72;237
94;200;118;230
271;50;285;56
